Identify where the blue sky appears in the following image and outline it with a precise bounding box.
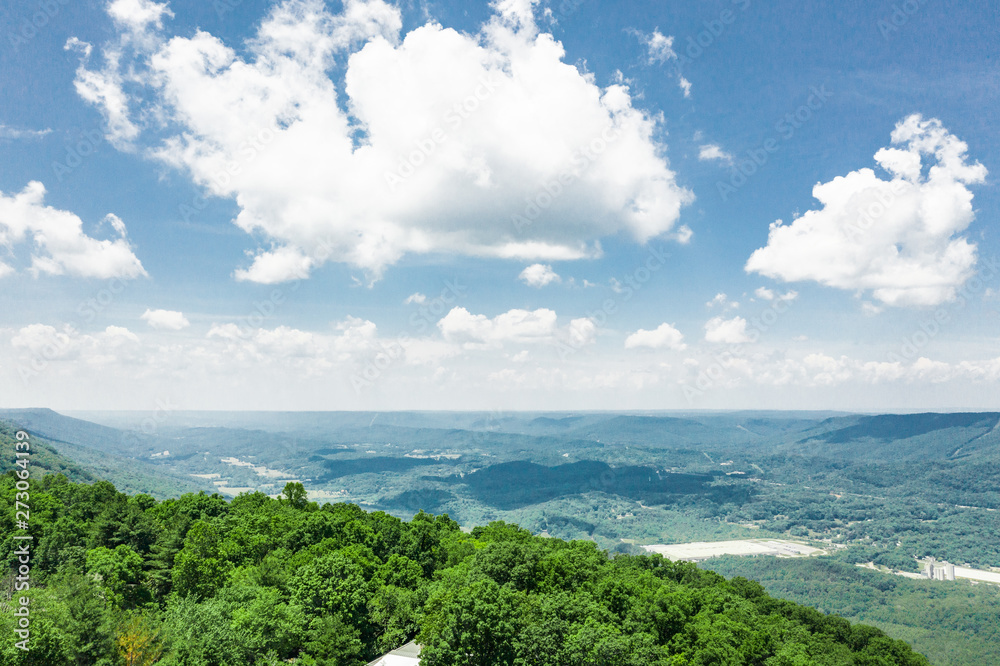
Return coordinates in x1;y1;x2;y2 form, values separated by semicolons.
0;0;998;411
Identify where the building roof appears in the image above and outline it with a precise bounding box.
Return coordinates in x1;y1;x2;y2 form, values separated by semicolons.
366;641;421;666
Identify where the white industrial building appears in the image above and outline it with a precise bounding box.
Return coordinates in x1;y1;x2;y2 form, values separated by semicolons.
922;558;956;581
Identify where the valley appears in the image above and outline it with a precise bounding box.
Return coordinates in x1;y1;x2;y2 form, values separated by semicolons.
3;408;1000;664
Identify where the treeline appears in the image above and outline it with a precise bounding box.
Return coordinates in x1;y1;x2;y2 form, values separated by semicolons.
705;457;1000;568
1;473;930;666
701;556;1000;666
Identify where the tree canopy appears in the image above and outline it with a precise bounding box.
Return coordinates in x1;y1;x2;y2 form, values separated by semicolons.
1;472;929;665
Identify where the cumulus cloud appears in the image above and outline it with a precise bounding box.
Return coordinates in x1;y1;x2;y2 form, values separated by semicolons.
141;309;190;330
10;313;1000;408
704;316;750;344
233;246;312;284
404;292;427;305
698;144;733;164
437;306;593;351
0;181;147;279
11;324;141;372
70;0;692;282
754;287;797;302
566;317;597;348
438;307;557;347
706;293;739;310
203;316;388;374
108;0;173;36
624;323;686;350
746;115;987;307
518;263;561;287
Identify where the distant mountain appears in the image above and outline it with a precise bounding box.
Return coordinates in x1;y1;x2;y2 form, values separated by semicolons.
441;459;738;510
793;412;1000;462
0;420;96;482
0;410;214;498
0;407;143;455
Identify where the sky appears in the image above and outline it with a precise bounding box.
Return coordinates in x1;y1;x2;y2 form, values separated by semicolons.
0;0;998;412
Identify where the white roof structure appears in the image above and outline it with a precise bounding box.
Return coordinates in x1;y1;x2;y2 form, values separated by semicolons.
642;539;823;562
366;641;421;666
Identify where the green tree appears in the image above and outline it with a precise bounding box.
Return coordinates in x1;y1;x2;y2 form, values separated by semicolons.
282;482;309;510
87;544;150;610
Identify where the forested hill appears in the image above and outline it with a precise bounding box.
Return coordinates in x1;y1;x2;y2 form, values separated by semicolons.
1;473;929;666
0;421;95;483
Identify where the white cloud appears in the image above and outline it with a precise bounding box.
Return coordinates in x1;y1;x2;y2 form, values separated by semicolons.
861;301;883;316
141;309;190;330
746;115;987;307
11;324;80;360
704;316;750;344
108;0;173;36
9;313;1000;410
438;307;558;347
678;76;692;98
0;181;146;279
566;317;597;348
519;263;561;287
698;144;733;164
436;306;595;352
706;293;739;310
10;324;141;369
625;323;686;350
70;0;693;282
754;287;797;302
0;125;51;140
65;38;139;148
640;29;676;64
202;316;385;374
233;246;312;284
633;29;690;97
404;292;427;305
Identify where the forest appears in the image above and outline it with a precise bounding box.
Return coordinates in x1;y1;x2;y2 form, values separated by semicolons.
700;556;1000;666
0;471;931;666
